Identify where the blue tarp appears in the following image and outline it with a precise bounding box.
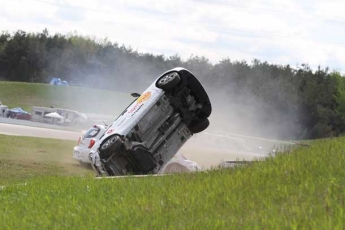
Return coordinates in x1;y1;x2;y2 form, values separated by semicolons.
49;78;69;86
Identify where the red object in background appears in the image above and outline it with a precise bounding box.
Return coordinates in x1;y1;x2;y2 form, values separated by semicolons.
8;107;32;120
14;113;32;120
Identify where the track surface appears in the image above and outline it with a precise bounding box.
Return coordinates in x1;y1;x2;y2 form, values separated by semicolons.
0;123;81;140
0;123;268;168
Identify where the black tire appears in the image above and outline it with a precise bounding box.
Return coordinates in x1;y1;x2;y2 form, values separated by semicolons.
104;162;122;176
156;72;181;90
189;118;209;134
163;163;189;174
99;135;121;158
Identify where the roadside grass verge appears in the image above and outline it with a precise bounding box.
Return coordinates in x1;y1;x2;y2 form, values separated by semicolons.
1;135;344;229
0;81;133;114
0;134;92;185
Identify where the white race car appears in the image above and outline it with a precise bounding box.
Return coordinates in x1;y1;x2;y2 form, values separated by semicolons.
73;124;107;165
89;67;212;176
73;124;201;173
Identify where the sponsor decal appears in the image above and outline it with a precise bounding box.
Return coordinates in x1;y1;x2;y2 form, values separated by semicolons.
127;91;151;115
128;104;139;113
137;91;151;104
107;129;114;134
131;104;144;117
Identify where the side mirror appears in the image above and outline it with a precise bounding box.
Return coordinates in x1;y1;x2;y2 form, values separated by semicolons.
131;93;141;98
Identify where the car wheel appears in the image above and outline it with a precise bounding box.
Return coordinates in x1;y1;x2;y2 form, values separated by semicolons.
100;135;121;158
156;72;181;90
189;118;209;134
105;162;122;176
163;163;189;174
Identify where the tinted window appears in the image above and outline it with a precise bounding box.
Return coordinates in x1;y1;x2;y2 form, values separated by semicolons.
83;127;100;138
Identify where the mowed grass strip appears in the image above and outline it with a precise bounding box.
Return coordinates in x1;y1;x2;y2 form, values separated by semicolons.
1;136;344;229
0;81;133;114
0;134;92;185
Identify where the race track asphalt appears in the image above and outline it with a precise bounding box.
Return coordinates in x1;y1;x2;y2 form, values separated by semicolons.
0;122;267;168
0;123;81;141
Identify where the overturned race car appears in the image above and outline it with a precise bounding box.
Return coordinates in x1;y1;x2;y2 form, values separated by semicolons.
90;67;212;176
73;124;202;173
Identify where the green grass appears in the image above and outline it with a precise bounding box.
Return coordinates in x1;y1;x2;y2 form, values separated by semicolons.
1;135;345;229
0;81;133;114
0;134;92;185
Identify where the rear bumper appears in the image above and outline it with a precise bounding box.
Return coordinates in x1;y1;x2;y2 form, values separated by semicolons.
73;146;91;163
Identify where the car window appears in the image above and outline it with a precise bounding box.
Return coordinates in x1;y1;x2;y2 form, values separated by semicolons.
83;127;100;138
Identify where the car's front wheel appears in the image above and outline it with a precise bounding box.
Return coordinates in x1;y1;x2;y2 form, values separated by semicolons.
156;72;181;90
99;135;121;158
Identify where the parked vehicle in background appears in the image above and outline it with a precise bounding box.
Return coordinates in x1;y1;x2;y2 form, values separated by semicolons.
7;107;32;120
31;106;87;126
73;124;202;173
90;67;212;176
0;101;9;117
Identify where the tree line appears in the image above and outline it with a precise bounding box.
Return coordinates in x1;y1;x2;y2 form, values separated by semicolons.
0;29;344;140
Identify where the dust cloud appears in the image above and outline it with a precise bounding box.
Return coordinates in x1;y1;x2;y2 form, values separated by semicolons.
44;54;300;169
181;87;299;168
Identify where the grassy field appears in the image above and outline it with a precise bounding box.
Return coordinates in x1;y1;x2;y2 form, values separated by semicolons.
0;82;133;114
0;134;344;229
0;134;92;185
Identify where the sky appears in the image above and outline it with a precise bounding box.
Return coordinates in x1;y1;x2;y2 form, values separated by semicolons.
1;0;345;73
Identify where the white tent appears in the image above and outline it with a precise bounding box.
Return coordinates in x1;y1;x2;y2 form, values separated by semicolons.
44;112;64;119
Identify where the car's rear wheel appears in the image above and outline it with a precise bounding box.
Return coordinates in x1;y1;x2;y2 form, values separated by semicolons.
163;163;189;174
156;72;181;90
189;118;209;134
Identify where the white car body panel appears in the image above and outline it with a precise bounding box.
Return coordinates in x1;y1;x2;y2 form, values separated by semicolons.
102;84;164;138
158;153;201;173
73;125;107;163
